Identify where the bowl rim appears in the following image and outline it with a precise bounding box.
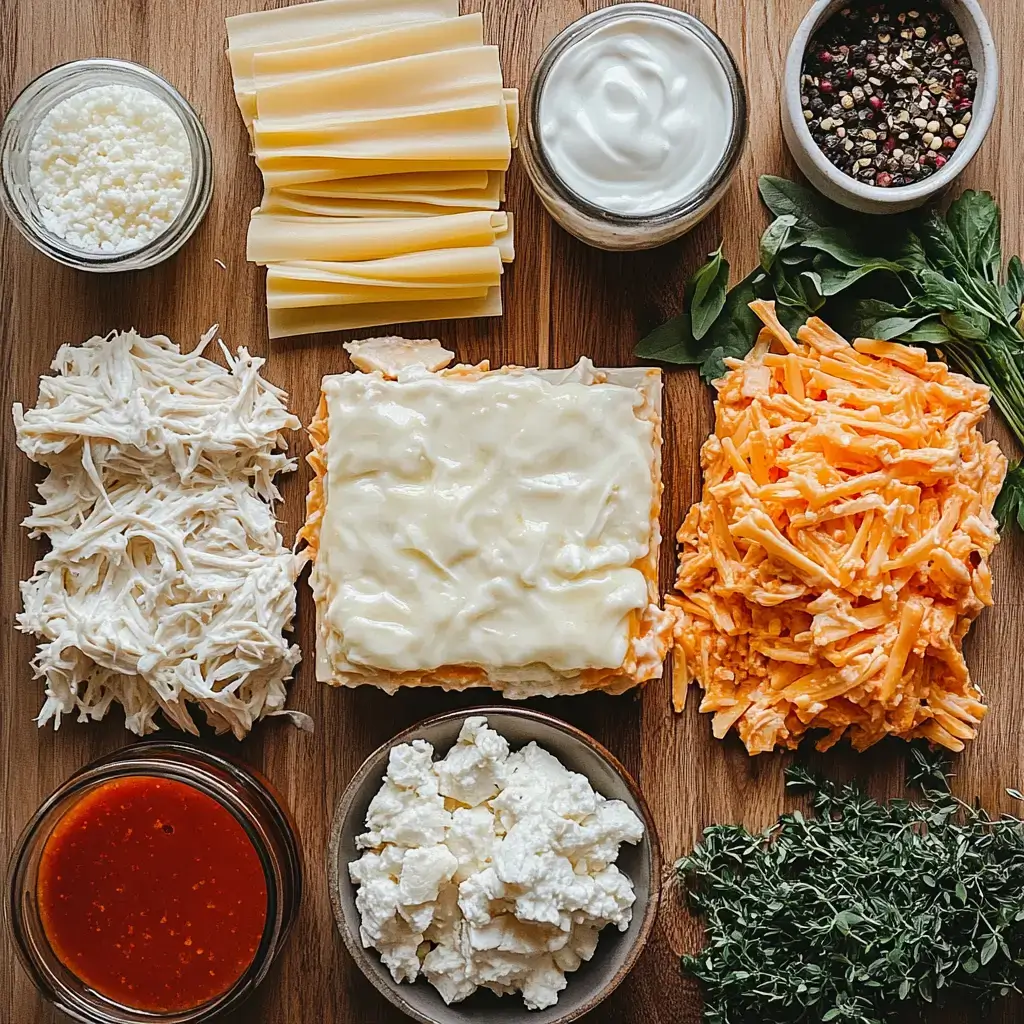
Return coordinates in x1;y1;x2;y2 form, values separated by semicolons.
326;704;663;1024
783;0;999;206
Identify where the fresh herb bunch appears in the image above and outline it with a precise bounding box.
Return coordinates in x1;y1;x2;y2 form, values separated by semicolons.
636;175;1024;526
678;749;1024;1024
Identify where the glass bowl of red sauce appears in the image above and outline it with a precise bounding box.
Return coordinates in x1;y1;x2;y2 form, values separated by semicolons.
6;741;302;1024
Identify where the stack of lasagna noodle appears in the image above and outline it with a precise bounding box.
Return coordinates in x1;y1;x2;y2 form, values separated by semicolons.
226;0;517;338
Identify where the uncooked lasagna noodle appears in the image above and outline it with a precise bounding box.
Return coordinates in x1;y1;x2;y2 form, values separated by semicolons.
250;15;484;94
227;0;460;122
268;288;503;337
247;210;508;263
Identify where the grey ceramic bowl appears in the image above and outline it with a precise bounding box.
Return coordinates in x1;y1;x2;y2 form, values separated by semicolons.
782;0;998;214
327;707;661;1024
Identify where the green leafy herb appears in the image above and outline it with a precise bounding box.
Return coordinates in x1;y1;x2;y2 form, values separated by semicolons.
678;749;1024;1024
995;462;1024;531
690;246;730;341
635;178;1024;527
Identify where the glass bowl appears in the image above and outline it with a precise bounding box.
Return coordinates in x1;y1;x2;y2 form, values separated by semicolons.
519;4;748;251
6;741;302;1024
0;58;214;271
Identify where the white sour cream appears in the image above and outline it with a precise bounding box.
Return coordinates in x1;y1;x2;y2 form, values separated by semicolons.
538;14;733;217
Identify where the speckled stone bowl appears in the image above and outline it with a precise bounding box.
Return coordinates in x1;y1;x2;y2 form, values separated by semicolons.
327;706;661;1024
781;0;998;214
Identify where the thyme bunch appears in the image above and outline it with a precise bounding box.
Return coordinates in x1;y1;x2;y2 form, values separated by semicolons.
678;750;1024;1022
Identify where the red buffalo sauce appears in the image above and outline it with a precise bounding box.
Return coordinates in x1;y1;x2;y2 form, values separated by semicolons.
36;775;268;1013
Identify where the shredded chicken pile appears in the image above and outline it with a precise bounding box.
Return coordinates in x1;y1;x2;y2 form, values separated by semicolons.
14;327;308;738
669;302;1006;755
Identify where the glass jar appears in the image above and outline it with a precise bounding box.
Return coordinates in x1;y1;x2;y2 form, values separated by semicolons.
520;4;748;251
0;58;213;272
6;741;302;1024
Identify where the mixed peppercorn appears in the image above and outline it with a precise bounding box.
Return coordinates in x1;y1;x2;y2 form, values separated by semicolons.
801;3;976;188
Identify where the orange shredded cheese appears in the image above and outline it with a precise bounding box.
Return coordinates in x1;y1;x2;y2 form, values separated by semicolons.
668;302;1007;755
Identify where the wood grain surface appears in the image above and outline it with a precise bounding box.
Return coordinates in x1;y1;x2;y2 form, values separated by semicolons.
2;1;1023;1021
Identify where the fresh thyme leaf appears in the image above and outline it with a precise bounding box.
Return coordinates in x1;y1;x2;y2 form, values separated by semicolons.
994;462;1024;531
678;750;1024;1024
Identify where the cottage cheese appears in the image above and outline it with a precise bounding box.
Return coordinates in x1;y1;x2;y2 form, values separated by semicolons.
349;717;644;1010
29;83;192;253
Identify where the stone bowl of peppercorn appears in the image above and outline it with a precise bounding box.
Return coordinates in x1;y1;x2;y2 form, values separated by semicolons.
782;0;997;214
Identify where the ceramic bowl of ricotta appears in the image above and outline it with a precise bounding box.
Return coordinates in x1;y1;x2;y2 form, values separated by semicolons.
327;707;661;1024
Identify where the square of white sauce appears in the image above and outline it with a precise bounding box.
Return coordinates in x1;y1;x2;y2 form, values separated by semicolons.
314;363;660;684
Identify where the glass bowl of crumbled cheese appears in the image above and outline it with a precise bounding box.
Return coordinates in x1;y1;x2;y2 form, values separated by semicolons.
0;58;213;271
327;708;661;1024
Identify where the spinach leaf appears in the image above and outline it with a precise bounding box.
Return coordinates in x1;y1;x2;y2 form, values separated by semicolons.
899;319;957;345
634;260;759;382
800;227;876;267
760;215;799;271
758;175;837;230
995;462;1024;531
898;231;929;273
1003;255;1024;320
917;267;971;311
941;308;991;341
844;299;936;341
634;312;702;364
700;270;766;380
919;206;965;270
817;260;902;297
690;246;730;341
947;190;1001;282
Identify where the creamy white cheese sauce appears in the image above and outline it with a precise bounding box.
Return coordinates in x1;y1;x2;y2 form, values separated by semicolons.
538;14;733;216
318;367;655;675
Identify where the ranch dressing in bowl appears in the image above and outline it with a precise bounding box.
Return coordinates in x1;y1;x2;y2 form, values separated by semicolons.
539;14;733;217
520;4;747;250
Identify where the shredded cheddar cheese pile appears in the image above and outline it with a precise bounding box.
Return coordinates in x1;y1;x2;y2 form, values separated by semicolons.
669;302;1007;754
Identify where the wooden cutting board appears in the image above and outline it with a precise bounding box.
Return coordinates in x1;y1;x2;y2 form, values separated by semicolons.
2;1;1022;1021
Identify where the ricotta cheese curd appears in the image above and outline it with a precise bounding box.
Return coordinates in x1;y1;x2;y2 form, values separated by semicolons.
28;83;192;253
349;717;644;1010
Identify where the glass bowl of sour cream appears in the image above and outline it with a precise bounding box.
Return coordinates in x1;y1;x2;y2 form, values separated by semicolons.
521;4;748;251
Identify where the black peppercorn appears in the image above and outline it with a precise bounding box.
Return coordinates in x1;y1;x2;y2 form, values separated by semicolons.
800;1;974;188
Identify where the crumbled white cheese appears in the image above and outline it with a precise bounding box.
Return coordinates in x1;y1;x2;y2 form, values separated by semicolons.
13;327;307;738
29;84;192;253
349;717;644;1010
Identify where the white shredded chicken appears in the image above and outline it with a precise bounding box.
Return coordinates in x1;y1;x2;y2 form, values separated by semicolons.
13;326;309;738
